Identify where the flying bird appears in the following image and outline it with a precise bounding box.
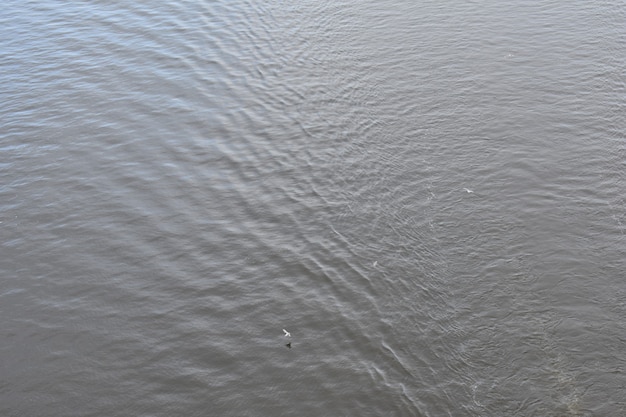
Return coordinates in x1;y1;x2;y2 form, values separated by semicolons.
283;329;291;337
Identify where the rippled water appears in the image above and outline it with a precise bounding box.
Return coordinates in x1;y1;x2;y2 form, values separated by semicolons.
2;1;625;416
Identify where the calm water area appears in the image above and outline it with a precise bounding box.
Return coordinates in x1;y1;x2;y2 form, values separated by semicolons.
1;1;625;416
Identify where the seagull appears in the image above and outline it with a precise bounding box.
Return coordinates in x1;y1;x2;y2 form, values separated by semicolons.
283;329;291;337
463;188;474;193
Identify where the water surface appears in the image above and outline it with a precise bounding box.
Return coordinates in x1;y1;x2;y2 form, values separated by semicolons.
1;1;625;416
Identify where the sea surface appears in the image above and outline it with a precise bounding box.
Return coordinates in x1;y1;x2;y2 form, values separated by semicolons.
1;1;625;416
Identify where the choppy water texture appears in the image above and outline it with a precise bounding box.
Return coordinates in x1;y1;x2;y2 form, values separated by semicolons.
1;1;625;416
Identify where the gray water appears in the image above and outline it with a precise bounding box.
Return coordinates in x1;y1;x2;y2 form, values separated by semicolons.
1;1;625;416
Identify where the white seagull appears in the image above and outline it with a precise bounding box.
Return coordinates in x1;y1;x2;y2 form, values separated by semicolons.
283;329;291;337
